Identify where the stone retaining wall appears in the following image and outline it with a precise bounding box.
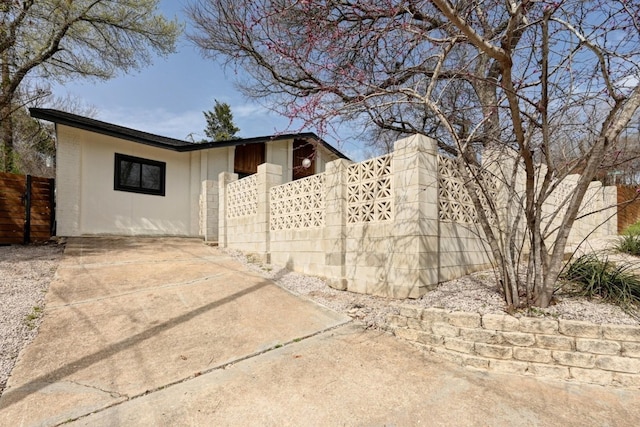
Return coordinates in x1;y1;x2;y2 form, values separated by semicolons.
387;304;640;388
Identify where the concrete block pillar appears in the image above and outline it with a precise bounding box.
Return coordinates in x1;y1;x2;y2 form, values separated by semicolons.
200;180;219;242
218;171;238;248
255;163;282;263
391;134;439;297
323;159;351;290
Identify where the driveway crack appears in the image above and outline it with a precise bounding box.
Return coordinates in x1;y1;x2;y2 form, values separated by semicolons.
64;380;128;400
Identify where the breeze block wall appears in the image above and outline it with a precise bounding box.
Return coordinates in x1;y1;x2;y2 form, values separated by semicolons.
218;164;282;262
388;305;640;388
218;134;619;299
269;173;328;277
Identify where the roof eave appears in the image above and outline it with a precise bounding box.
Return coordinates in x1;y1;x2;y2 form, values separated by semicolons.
29;108;351;160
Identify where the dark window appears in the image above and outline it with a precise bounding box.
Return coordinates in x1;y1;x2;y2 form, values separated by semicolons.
114;153;166;196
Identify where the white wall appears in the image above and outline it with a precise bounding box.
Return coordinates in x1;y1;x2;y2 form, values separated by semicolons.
55;125;82;236
267;139;292;182
56;126;199;236
55;126;343;238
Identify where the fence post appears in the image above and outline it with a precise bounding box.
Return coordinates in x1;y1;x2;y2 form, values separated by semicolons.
200;180;219;242
391;135;439;297
324;159;350;290
23;175;32;244
255;163;282;263
218;171;237;248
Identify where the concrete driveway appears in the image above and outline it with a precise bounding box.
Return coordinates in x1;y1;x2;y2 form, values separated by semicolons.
1;237;639;426
0;237;349;426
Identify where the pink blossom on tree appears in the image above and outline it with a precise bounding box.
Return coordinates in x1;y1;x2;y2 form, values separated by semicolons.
188;0;640;308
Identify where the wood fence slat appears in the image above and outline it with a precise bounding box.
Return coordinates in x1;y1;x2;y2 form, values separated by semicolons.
0;208;25;216
0;187;24;198
0;224;22;229
0;217;23;225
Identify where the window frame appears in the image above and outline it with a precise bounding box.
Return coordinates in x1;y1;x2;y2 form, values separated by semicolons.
114;153;166;196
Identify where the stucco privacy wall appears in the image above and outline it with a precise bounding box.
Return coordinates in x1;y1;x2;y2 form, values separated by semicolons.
219;135;618;298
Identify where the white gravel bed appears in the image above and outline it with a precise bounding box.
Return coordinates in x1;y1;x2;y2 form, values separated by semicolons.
225;244;640;328
0;243;64;395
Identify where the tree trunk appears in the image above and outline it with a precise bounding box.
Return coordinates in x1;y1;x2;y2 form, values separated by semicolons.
1;45;14;173
0;101;13;172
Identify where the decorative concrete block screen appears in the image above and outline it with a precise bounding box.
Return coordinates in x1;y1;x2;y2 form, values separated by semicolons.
219;164;282;257
218;135;618;299
268;173;329;278
270;173;326;230
438;156;476;223
226;174;257;218
438;156;498;225
347;154;393;223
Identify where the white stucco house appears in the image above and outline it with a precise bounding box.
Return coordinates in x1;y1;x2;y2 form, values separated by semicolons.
30;108;348;240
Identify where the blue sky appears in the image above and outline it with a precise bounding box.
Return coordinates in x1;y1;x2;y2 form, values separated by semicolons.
50;0;363;159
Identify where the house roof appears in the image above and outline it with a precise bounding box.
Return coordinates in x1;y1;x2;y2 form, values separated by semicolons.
29;108;350;160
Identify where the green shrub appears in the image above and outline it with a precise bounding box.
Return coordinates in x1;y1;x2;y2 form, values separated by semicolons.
622;220;640;236
563;254;640;314
617;234;640;256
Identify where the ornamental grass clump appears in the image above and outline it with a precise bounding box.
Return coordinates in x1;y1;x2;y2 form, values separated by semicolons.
563;254;640;316
617;233;640;257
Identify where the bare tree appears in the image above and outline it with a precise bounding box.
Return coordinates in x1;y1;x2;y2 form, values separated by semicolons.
188;0;640;308
0;0;181;172
14;92;97;177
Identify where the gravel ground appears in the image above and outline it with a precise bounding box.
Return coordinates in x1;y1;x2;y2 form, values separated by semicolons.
226;236;640;328
0;243;64;395
1;238;638;396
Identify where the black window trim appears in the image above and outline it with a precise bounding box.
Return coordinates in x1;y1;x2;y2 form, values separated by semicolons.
114;153;166;196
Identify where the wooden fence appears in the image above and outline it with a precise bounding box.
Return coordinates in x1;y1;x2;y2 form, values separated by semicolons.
0;172;55;244
617;185;640;233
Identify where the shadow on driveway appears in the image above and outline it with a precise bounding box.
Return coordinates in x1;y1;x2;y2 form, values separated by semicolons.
0;237;349;426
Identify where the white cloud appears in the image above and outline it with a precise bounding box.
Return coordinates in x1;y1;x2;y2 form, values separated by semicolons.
617;74;640;89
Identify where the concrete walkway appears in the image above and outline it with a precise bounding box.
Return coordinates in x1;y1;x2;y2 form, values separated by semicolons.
1;237;639;426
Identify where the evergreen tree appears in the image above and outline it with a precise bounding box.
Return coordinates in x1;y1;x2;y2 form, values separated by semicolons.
203;100;240;141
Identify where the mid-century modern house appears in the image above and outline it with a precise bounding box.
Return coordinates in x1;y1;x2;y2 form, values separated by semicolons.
30;108;348;240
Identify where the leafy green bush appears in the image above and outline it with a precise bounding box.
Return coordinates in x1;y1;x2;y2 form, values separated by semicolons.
563;254;640;313
617;234;640;256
